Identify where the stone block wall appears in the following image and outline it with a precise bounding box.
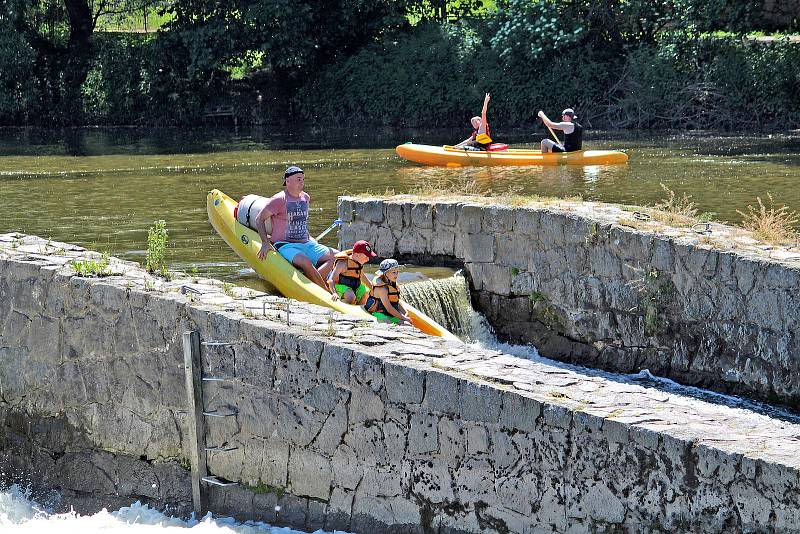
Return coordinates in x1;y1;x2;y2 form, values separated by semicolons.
338;197;800;407
2;233;800;533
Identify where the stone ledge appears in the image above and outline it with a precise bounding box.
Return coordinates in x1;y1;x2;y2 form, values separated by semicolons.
1;233;799;533
339;197;800;408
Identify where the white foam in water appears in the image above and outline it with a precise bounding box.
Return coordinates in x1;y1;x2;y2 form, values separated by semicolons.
0;484;352;534
469;311;542;358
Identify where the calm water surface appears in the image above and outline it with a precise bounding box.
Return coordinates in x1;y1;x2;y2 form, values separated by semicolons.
0;127;797;283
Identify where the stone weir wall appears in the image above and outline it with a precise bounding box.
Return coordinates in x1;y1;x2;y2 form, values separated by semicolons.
337;196;800;407
2;233;800;533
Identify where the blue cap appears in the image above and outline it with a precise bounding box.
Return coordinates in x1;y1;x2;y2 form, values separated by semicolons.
376;259;403;276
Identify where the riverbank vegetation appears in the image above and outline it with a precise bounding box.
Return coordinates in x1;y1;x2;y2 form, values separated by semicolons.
1;0;798;129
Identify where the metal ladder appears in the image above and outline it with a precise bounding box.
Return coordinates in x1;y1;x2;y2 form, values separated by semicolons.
183;330;240;515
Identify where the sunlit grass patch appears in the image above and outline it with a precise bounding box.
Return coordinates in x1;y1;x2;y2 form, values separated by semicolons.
647;183;698;226
736;194;800;246
70;252;112;277
367;177;580;208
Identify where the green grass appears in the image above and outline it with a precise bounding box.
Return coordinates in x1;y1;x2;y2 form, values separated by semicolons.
248;481;286;497
95;8;173;33
146;220;168;276
70;252;112;277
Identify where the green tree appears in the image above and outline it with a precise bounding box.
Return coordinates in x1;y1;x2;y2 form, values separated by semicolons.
405;0;489;22
490;0;778;65
490;0;676;62
162;0;409;92
672;0;768;33
0;13;36;122
5;0;160;123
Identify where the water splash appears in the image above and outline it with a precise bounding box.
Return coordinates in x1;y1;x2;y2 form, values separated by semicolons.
401;274;476;340
0;484;351;533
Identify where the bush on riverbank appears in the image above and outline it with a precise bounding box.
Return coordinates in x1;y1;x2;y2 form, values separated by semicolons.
298;25;800;130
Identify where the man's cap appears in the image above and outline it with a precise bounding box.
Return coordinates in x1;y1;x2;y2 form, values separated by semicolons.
562;108;577;119
352;240;377;258
376;258;404;276
283;165;304;185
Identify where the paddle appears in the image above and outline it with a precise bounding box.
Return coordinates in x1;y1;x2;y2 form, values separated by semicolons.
545;122;561;145
315;219;342;241
537;110;561;145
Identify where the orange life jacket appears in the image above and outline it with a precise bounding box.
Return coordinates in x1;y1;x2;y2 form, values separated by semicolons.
365;275;400;315
332;250;364;289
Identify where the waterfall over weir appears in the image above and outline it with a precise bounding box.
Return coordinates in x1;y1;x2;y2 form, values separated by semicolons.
401;273;477;340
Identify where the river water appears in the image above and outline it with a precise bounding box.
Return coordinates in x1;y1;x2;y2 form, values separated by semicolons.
0;127;798;283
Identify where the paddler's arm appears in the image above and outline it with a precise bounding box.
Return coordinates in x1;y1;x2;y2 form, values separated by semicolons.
454;134;475;148
255;207;275;260
538;110;555;128
479;92;490;134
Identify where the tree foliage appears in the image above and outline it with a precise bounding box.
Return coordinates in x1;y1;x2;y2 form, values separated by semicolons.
489;0;777;62
162;0;409;83
405;0;488;22
0;0;797;127
3;0;161;122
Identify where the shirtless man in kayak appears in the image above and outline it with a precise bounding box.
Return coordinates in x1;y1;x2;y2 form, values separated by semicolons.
538;108;583;153
254;166;336;291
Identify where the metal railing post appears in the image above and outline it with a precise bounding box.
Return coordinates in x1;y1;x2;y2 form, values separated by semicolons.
183;330;207;516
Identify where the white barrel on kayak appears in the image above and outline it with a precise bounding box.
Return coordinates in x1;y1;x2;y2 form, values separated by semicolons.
236;194;270;233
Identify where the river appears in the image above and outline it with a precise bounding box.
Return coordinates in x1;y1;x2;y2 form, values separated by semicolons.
0;127;798;283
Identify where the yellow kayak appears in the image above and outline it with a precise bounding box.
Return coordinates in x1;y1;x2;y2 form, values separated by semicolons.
396;144;629;166
207;189;460;341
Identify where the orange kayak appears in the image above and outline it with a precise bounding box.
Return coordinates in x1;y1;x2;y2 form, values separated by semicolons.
396;144;629;166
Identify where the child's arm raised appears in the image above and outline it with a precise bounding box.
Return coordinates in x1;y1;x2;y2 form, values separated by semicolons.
479;93;490;133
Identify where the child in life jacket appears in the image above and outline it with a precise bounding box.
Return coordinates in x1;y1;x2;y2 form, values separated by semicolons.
328;240;376;304
454;92;492;151
364;259;412;325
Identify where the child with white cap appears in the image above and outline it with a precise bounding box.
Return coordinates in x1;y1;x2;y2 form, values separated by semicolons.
364;259;412;325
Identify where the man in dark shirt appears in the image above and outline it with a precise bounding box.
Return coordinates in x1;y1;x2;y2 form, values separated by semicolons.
538;108;583;153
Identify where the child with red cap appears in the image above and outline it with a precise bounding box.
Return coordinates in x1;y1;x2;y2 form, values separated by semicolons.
327;240;377;305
